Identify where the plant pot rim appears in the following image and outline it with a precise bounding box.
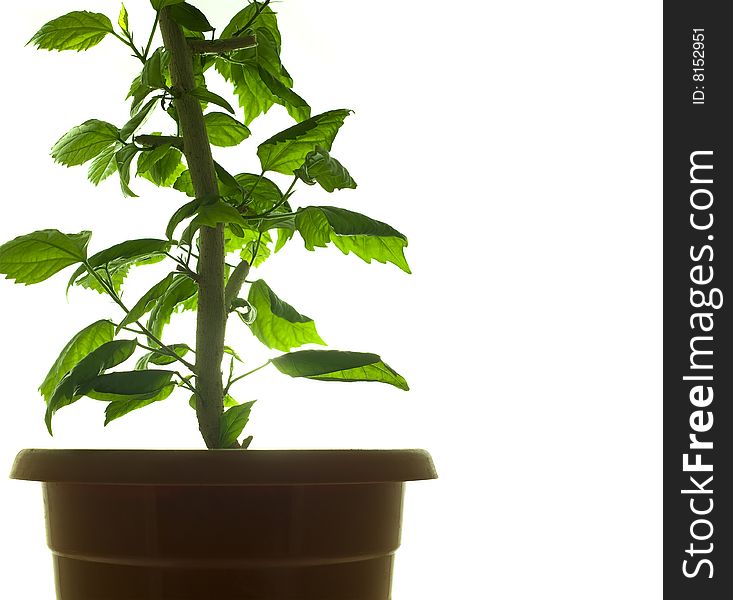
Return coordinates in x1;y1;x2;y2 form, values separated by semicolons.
9;448;437;486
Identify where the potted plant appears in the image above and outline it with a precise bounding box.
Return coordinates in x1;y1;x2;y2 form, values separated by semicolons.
3;1;436;598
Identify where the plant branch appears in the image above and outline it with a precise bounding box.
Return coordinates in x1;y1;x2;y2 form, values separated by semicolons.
144;13;161;60
84;263;196;372
112;31;146;63
224;361;271;395
187;36;258;54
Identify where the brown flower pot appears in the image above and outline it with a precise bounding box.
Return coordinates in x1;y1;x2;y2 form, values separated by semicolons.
10;449;436;600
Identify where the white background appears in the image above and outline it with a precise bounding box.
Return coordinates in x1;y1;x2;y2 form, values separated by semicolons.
0;1;661;598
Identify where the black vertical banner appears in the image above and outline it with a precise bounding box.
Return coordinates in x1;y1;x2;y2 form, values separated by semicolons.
664;4;732;599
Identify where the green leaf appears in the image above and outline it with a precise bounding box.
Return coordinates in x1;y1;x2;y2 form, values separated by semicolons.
247;279;324;352
115;143;140;197
257;109;352;174
69;238;170;294
117;273;176;332
216;61;274;126
166;199;199;239
45;339;136;433
150;0;185;10
294;146;356;192
93;370;176;424
234;174;282;213
39;320;115;403
295;206;410;273
28;11;114;52
128;75;155;115
168;2;214;32
272;350;409;390
118;4;129;33
257;66;310;122
215;20;302;126
52;120;120;167
136;143;172;174
189;393;238;410
190;86;235;114
86;238;170;271
226;229;272;267
173;169;195;196
87;144;120;185
138;146;185;187
196;201;247;229
136;344;190;369
120;97;159;141
224;346;243;363
219;400;256;447
141;47;169;89
147;275;198;340
204;112;251;147
0;229;90;285
274;228;294;253
221;2;281;45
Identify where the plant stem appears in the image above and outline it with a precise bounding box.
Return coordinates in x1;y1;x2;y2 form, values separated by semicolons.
224;361;271;395
112;31;145;63
143;13;160;60
160;8;227;449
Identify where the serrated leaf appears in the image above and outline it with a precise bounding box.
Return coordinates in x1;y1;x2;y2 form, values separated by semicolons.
215;22;308;127
147;275;198;340
294;146;356;192
52;120;120;167
274;228;294;253
216;61;275;126
221;2;280;46
28;11;113;52
39;320;115;403
271;350;408;390
88;144;120;185
218;400;256;447
68;238;170;294
190;86;235;114
139;146;185;187
0;229;90;285
117;273;176;332
45;339;136;433
295;206;410;273
257;109;352;174
247;280;324;352
173;169;195;196
120;97;159;141
168;2;214;32
136;344;190;369
204;112;250;147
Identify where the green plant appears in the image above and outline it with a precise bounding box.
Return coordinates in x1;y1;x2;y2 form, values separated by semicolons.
0;1;410;449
